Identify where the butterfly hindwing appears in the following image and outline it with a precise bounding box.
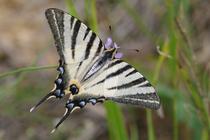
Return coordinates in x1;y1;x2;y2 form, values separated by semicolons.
106;60;160;109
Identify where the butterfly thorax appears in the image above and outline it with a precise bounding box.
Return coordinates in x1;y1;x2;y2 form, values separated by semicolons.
55;47;118;98
81;48;117;82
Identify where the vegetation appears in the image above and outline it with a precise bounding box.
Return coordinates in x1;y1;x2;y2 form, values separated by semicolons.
0;0;209;139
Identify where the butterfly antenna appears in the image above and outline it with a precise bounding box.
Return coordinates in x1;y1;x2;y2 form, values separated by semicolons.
108;25;114;37
109;25;112;31
30;91;54;112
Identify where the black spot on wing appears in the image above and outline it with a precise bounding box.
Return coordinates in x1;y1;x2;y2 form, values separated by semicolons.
85;33;96;59
71;20;81;59
107;77;146;90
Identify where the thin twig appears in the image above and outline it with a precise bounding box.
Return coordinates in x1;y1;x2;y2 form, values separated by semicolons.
175;17;192;49
0;65;57;79
175;16;203;96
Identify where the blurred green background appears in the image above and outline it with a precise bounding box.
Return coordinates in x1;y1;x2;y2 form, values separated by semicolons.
0;0;209;140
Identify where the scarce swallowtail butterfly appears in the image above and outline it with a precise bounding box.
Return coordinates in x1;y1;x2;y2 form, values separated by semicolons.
30;8;160;132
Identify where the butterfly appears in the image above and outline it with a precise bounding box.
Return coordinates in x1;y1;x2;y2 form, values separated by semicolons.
30;8;160;132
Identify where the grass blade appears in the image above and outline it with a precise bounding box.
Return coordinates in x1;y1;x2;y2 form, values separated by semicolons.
105;101;128;140
65;0;78;17
0;65;56;79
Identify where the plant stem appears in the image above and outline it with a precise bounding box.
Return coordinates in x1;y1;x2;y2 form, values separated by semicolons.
0;65;56;79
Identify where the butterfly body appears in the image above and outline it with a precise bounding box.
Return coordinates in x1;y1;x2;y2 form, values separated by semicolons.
31;8;160;131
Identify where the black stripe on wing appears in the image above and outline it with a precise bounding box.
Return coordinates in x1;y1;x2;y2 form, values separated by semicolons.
74;61;83;78
71;19;81;59
125;69;137;77
87;61;130;87
107;77;146;90
106;65;132;80
82;49;116;82
104;59;123;70
85;33;96;59
138;82;152;87
83;27;90;40
70;16;74;29
94;40;103;58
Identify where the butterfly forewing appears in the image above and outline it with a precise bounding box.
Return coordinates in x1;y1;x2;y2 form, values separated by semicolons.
45;8;104;64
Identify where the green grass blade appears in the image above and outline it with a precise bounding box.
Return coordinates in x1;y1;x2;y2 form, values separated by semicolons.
130;124;139;140
146;110;155;140
65;0;78;17
164;1;182;139
84;0;98;32
105;101;129;140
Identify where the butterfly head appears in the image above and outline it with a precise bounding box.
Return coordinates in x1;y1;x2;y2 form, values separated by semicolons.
67;79;82;96
69;84;79;95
